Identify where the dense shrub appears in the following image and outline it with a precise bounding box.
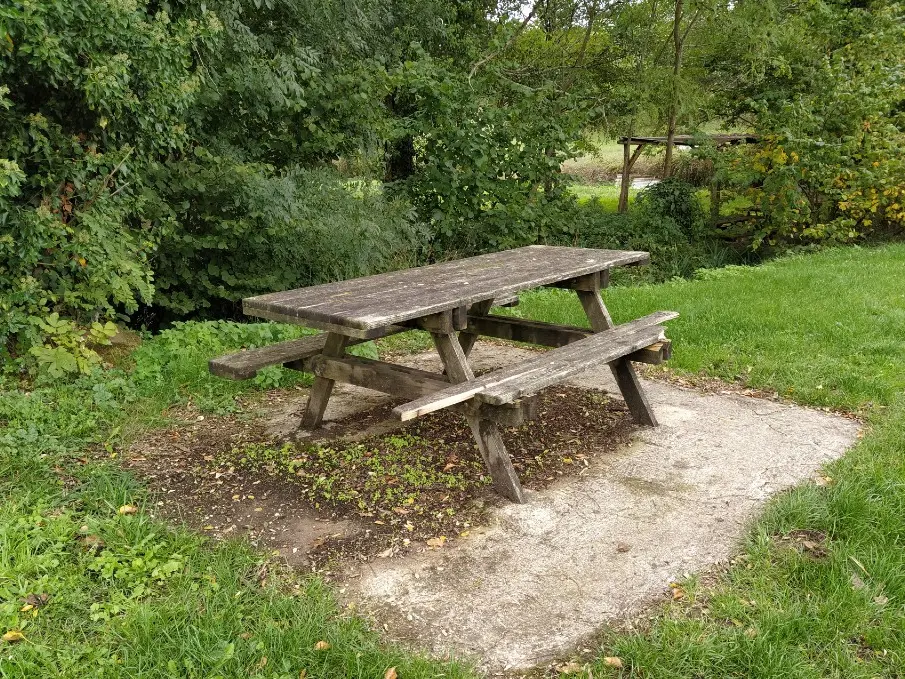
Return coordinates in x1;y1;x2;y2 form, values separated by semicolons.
569;182;742;282
710;1;905;247
149;167;421;319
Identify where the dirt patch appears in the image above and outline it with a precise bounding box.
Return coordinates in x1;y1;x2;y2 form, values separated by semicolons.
126;385;632;570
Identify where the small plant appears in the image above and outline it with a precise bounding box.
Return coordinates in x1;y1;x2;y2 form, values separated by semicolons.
28;314;118;378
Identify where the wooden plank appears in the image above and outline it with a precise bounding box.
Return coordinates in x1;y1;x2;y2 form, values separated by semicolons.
308;355;449;400
243;246;649;332
478;325;666;405
431;331;525;503
209;334;330;380
209;326;407;380
577;289;658;426
393;313;676;419
300;333;349;429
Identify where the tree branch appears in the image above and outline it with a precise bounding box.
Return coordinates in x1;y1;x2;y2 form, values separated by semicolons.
469;3;539;79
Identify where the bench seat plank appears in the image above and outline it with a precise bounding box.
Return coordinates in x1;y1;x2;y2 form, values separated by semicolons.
209;334;331;380
393;311;677;420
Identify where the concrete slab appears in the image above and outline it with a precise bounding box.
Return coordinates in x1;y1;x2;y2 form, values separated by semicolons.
339;343;860;672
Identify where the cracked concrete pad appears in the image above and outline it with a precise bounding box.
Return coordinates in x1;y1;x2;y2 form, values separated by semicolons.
341;343;860;671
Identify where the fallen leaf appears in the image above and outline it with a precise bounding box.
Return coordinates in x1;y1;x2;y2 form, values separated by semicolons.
19;604;33;613
2;630;25;643
81;535;105;550
384;667;398;679
255;656;267;669
314;640;330;651
671;587;685;600
377;547;394;558
557;661;582;674
426;536;446;548
604;656;624;668
874;595;889;605
851;574;866;590
118;504;138;516
299;671;307;679
745;627;758;638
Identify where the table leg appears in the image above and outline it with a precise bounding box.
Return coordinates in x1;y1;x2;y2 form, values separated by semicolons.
431;330;525;503
577;289;658;426
458;299;494;359
300;332;350;429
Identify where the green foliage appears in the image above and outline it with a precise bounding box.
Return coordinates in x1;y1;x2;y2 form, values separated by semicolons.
708;0;905;247
28;314;117;379
388;55;588;256
635;178;706;238
565;180;742;282
0;0;213;368
151;167;422;317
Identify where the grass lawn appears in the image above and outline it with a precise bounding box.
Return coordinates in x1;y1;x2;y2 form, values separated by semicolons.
1;244;904;677
511;244;905;677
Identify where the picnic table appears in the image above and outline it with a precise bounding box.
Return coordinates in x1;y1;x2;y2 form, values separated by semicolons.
210;245;677;503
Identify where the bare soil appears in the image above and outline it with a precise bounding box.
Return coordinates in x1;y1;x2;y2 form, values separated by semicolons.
125;385;633;570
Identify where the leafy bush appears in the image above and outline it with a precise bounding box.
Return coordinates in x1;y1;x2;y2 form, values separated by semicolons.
150;167;422;319
568;183;742;282
388;56;588;257
711;1;905;247
634;179;706;238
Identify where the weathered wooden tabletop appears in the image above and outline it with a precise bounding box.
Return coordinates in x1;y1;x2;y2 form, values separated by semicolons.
244;245;648;334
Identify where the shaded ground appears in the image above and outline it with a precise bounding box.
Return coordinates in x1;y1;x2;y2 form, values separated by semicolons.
126;382;633;570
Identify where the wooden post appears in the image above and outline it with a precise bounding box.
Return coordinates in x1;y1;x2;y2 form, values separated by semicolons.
618;142;646;213
618;140;631;213
576;289;658;426
300;332;350;429
431;331;525;503
458;299;494;359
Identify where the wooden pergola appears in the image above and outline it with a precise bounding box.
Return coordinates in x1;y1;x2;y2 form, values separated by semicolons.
617;134;758;215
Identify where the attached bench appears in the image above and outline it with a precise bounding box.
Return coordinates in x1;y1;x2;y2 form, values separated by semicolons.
394;311;677;421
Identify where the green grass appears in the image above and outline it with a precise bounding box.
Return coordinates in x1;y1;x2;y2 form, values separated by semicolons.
568;183;635;211
508;244;905;677
2;244;905;677
513;245;905;412
0;322;470;678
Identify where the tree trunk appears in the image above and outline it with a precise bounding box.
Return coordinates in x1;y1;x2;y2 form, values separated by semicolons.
664;0;684;178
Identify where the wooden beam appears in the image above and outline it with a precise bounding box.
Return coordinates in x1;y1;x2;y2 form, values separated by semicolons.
618;143;646;213
577;290;658;426
308;354;537;427
431;330;525;503
465;314;591;348
308;354;449;400
300;333;349;429
629;340;672;365
546;270;609;291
